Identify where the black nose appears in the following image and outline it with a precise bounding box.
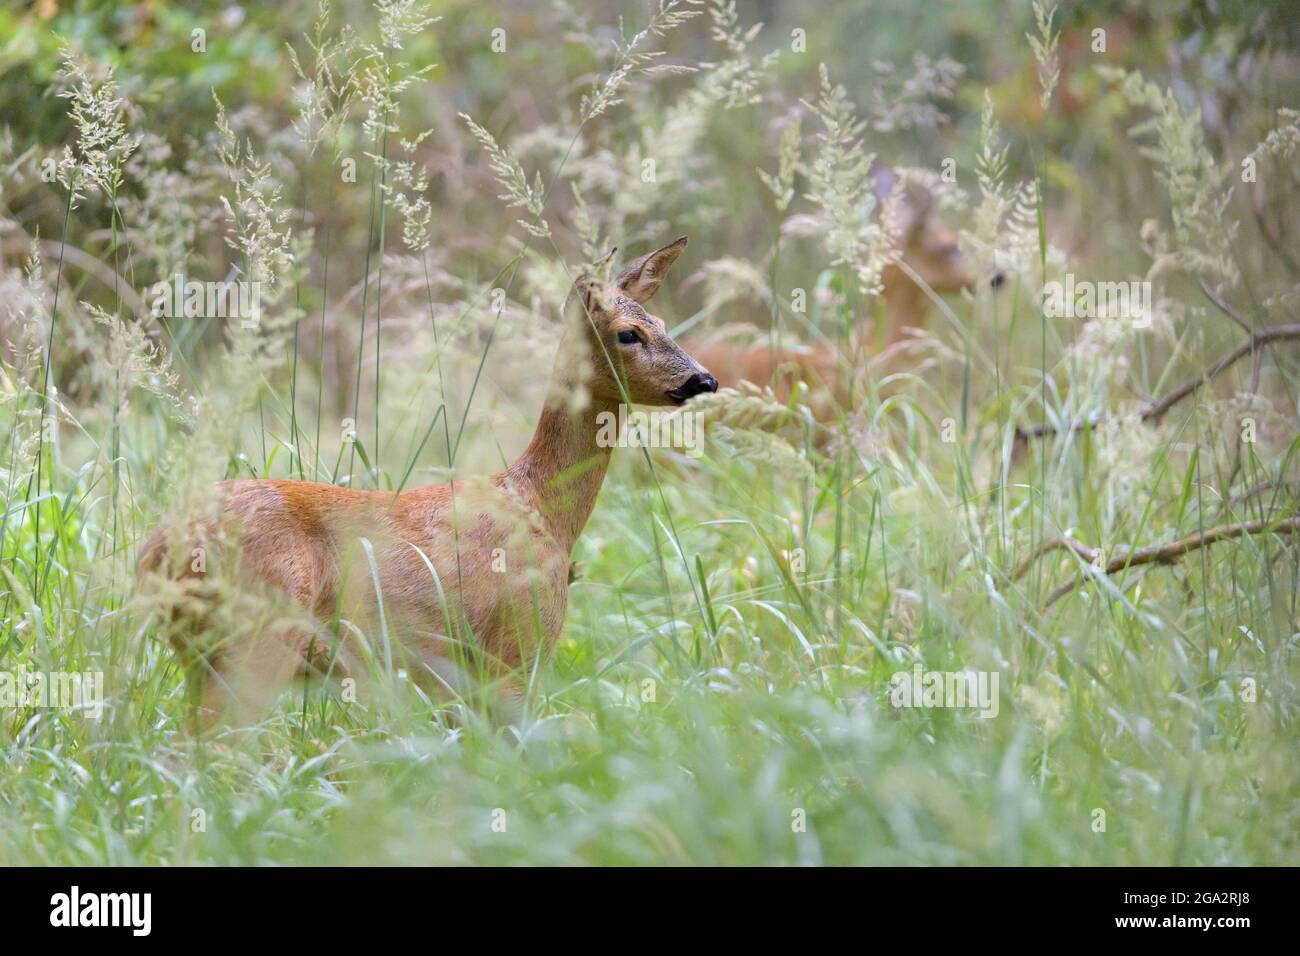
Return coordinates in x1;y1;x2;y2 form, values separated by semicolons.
666;372;718;403
990;272;1006;289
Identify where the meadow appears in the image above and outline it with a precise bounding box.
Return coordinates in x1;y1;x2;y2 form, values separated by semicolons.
0;0;1296;865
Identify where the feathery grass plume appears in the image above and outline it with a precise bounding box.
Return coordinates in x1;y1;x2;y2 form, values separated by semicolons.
212;96;295;316
700;0;778;109
867;54;964;132
1246;107;1300;278
962;91;1042;283
1059;266;1177;417
20;46;141;599
2;238;49;378
83;302;185;420
161;92;302;501
374;0;438;52
599;0;775;243
287;0;360;159
567;20;718;251
1063;307;1153;406
1248;108;1300;166
357;2;437;143
756;115;801;214
52;46;139;205
975;90;1008;187
458;114;550;239
1098;66;1238;288
0;244;50;511
383;130;434;251
118;133;206;280
711;421;814;482
1026;0;1060;111
633;92;708;199
363;5;435;127
802;65;890;295
578;0;703;123
342;0;439;477
570;183;607;267
353;0;437;226
562;2;706;248
691;382;813;445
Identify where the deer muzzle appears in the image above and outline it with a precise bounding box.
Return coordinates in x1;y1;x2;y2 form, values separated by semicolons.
666;371;719;404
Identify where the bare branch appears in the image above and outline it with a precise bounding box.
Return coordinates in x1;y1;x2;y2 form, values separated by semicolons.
1016;322;1300;441
1013;536;1098;581
1013;515;1300;606
1139;323;1300;423
1;236;148;319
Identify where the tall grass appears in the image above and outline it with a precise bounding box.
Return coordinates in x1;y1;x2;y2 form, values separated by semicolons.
0;0;1296;865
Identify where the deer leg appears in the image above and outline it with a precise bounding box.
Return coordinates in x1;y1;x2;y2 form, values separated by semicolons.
189;626;318;729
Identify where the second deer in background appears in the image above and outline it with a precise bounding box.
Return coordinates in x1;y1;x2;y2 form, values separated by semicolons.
688;166;1003;416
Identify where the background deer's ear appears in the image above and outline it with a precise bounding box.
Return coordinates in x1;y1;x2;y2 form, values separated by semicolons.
871;163;897;205
872;164;931;239
615;236;688;304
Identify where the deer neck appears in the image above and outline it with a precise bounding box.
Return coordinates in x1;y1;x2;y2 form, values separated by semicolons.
879;269;930;345
507;386;618;552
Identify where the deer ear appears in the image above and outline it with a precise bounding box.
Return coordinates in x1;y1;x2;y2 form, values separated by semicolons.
615;236;687;304
571;246;619;315
873;165;932;239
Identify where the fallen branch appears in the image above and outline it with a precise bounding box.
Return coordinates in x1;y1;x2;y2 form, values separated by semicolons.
1;236;148;319
1013;515;1300;606
1012;536;1099;580
1139;322;1300;422
1016;323;1300;441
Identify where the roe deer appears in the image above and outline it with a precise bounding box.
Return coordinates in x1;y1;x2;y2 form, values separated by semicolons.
138;237;716;727
687;168;1002;415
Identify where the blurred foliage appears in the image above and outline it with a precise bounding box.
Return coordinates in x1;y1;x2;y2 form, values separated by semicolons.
2;0;1296;305
0;0;1297;866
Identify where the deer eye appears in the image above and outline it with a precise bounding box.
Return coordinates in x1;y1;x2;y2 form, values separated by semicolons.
617;329;639;345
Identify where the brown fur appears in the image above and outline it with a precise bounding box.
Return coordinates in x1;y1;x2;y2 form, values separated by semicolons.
138;238;715;727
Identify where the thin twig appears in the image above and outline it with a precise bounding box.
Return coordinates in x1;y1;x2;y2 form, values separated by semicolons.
1017;323;1300;440
1139;323;1300;423
1198;278;1251;333
1200;278;1266;392
1014;515;1300;606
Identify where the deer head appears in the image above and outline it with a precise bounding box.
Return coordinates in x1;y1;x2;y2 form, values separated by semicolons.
573;237;718;406
874;166;1004;293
